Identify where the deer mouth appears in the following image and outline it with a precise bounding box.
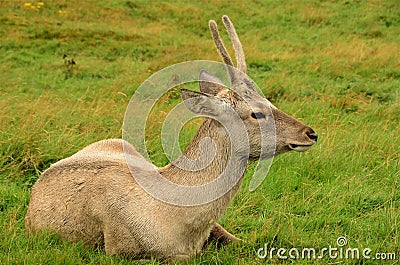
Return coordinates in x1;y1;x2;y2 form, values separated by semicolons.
288;144;314;152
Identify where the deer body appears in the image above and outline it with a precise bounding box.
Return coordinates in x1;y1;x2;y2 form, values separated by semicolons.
25;16;317;260
26;121;243;259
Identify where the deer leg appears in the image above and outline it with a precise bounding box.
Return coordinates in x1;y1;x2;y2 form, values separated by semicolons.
208;223;241;246
162;254;191;263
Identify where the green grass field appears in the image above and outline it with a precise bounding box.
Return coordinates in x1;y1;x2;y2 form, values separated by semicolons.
1;1;399;264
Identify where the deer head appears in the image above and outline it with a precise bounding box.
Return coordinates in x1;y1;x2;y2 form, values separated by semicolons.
181;15;317;160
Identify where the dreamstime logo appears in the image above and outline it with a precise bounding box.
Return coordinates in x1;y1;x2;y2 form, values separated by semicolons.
336;236;347;247
257;236;397;261
122;60;276;206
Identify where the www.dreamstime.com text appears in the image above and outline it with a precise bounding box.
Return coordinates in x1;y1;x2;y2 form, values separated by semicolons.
257;237;397;261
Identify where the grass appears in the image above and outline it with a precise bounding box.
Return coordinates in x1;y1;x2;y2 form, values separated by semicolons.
1;0;399;264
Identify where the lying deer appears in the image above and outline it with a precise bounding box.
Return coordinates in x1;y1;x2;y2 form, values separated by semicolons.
25;15;317;260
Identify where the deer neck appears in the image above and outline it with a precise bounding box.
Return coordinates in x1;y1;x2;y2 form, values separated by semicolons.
157;118;248;231
160;117;248;190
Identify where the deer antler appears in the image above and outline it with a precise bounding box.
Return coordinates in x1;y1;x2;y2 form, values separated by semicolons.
209;19;237;82
222;15;247;74
208;16;247;84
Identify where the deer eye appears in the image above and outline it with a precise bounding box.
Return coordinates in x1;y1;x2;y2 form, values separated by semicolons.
251;112;266;119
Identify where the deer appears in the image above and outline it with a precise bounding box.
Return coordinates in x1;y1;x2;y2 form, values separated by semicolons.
25;15;318;261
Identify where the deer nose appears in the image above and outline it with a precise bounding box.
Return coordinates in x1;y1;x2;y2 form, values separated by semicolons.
306;131;318;142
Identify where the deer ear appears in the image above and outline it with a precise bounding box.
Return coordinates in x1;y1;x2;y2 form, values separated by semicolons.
199;70;226;96
180;89;225;117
